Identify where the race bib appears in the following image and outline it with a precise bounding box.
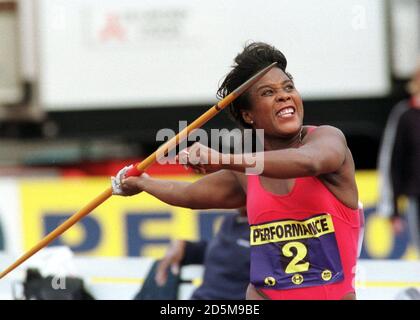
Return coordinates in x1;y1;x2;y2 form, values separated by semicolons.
250;214;344;290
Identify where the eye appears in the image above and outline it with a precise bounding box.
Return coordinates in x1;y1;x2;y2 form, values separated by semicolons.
261;89;274;96
285;84;295;92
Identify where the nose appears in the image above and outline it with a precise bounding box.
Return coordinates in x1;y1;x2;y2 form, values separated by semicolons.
275;91;291;103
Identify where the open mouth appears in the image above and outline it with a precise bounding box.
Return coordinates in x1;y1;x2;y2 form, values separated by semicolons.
276;106;296;119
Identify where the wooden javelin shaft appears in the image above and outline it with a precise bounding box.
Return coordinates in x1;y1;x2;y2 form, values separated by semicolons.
0;62;276;280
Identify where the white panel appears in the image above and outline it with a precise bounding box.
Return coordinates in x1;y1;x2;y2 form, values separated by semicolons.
0;8;22;104
356;260;420;300
37;0;390;111
18;0;37;81
390;0;420;78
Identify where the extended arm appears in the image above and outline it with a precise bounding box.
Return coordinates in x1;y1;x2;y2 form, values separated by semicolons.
120;170;246;210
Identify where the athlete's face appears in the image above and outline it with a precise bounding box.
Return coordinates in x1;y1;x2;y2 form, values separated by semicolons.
243;68;304;139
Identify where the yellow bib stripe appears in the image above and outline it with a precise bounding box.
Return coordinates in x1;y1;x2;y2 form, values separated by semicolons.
250;214;335;245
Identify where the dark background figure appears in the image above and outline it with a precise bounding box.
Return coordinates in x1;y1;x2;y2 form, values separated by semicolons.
155;208;250;300
378;60;420;256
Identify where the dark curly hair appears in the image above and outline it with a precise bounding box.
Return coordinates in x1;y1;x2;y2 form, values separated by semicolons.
217;42;291;128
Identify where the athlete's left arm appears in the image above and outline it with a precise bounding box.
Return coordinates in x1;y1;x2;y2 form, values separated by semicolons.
229;125;348;179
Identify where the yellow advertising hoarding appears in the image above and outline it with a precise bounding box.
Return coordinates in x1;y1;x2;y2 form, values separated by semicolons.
19;171;418;259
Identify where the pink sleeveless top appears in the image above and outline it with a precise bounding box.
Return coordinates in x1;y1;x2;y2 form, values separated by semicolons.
246;128;360;300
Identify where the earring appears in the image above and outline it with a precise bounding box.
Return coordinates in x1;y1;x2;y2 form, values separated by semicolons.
249;120;254;124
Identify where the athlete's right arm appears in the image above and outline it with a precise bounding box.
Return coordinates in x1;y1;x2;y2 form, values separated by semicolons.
119;170;246;210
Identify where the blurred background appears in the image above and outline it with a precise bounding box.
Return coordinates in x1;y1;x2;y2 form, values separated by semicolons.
0;0;419;299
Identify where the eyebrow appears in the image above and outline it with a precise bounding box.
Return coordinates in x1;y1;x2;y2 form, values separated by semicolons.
256;79;294;92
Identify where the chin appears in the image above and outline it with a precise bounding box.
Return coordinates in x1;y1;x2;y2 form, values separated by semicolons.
276;121;302;136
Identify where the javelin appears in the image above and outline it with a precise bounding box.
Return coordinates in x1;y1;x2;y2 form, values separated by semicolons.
0;62;276;279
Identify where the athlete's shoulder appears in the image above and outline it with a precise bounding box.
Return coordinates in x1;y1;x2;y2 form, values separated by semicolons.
304;125;346;142
314;125;343;134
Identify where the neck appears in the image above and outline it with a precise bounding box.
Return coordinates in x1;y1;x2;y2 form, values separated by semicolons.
263;128;303;151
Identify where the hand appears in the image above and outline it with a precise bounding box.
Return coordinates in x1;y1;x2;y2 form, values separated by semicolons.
177;142;225;174
111;165;150;196
391;216;404;235
120;174;150;196
155;240;186;286
111;165;133;195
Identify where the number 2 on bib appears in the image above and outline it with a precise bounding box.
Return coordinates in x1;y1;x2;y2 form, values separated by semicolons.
282;241;310;274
